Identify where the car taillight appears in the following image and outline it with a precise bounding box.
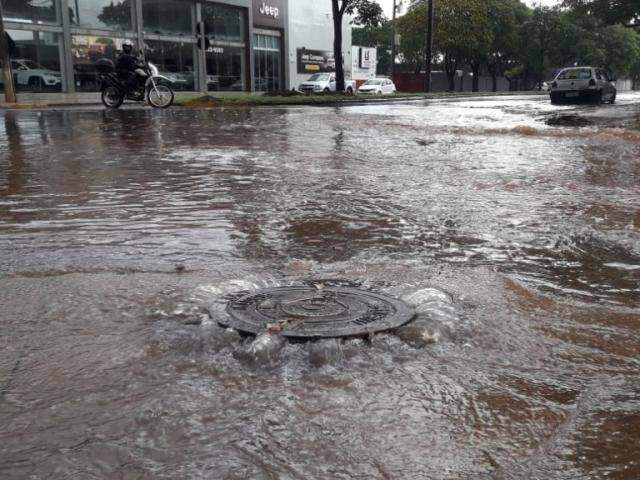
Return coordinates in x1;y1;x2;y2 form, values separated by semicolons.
589;79;596;86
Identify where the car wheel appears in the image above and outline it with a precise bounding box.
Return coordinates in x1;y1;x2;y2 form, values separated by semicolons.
28;77;43;91
323;88;330;94
346;87;353;95
594;90;603;105
610;92;616;104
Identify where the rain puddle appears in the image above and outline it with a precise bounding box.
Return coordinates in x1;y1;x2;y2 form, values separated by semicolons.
1;94;639;478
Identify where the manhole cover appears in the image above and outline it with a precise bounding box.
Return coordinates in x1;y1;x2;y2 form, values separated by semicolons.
219;286;414;338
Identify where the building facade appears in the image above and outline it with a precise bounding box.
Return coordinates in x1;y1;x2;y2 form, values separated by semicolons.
0;0;351;95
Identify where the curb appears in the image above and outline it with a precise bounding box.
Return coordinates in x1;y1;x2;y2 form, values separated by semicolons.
1;103;52;109
0;91;550;110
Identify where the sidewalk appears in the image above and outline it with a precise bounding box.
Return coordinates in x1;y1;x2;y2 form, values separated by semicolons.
0;92;102;109
0;90;548;109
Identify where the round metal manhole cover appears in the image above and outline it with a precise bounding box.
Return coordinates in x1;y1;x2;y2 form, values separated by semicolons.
219;286;415;338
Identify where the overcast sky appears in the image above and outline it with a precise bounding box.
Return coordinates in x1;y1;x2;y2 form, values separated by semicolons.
378;0;561;18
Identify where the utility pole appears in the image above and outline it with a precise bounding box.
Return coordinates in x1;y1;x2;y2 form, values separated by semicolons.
0;0;17;103
424;0;434;92
391;0;397;79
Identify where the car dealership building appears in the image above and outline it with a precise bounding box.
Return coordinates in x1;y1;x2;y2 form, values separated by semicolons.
0;0;352;95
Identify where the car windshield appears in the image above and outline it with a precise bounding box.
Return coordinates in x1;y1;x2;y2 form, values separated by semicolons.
557;68;592;80
25;60;46;69
365;79;383;85
307;74;330;82
14;60;45;70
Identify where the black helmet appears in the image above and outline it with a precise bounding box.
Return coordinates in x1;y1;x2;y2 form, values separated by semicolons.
122;39;133;54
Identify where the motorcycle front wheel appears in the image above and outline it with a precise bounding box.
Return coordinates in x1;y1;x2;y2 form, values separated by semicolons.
101;86;124;109
147;84;174;109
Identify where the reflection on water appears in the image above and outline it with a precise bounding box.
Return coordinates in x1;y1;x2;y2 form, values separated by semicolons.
1;95;639;479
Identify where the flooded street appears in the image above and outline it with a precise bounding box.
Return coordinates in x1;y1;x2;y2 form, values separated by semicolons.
1;94;639;479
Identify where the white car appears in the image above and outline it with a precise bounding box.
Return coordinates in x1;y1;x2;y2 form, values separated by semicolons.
298;73;356;94
358;78;396;95
11;59;62;89
162;72;194;90
549;66;616;104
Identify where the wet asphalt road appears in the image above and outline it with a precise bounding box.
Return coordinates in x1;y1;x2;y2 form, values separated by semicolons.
1;94;639;479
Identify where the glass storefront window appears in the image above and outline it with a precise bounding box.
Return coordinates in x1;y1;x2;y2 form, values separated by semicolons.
206;46;244;92
72;35;134;91
70;0;132;30
145;40;195;91
202;3;243;43
1;0;57;24
1;29;62;93
142;0;193;36
253;33;281;92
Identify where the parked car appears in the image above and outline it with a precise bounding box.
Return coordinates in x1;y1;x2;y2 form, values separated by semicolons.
298;73;355;94
358;78;396;95
161;71;194;91
549;66;616;104
231;78;268;92
11;59;62;90
207;75;220;90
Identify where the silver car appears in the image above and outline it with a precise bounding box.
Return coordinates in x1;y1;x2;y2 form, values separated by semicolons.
549;66;616;104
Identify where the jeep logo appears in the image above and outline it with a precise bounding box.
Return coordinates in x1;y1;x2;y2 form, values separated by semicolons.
259;2;279;19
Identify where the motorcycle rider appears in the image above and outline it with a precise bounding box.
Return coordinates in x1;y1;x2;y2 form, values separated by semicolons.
116;40;143;94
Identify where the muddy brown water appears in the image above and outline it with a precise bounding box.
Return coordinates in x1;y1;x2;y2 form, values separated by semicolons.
1;94;639;479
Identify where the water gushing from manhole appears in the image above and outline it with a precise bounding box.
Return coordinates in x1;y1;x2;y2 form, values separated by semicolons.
218;286;415;338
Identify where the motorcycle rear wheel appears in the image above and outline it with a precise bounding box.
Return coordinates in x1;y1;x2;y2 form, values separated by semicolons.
147;84;174;109
101;86;124;109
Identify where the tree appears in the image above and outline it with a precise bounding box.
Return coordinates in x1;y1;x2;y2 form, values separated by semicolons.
352;21;393;75
486;0;530;91
518;6;570;88
396;2;427;74
331;0;384;92
562;0;639;26
97;0;132;30
434;0;492;91
600;24;640;77
630;34;640;89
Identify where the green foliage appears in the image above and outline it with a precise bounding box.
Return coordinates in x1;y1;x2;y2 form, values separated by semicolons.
396;2;427;73
630;35;640;86
518;6;640;83
434;0;492;62
334;0;385;27
96;0;132;29
600;25;640;76
376;0;640;90
352;21;394;74
486;0;530;79
562;0;639;26
398;0;494;87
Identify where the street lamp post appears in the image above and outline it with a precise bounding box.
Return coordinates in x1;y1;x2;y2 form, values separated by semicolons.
391;0;397;80
0;0;17;103
424;0;434;92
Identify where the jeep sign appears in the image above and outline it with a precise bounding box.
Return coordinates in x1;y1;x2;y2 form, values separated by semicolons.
259;3;279;19
252;0;286;28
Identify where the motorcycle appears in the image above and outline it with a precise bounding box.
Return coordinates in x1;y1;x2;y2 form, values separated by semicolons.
95;56;174;109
